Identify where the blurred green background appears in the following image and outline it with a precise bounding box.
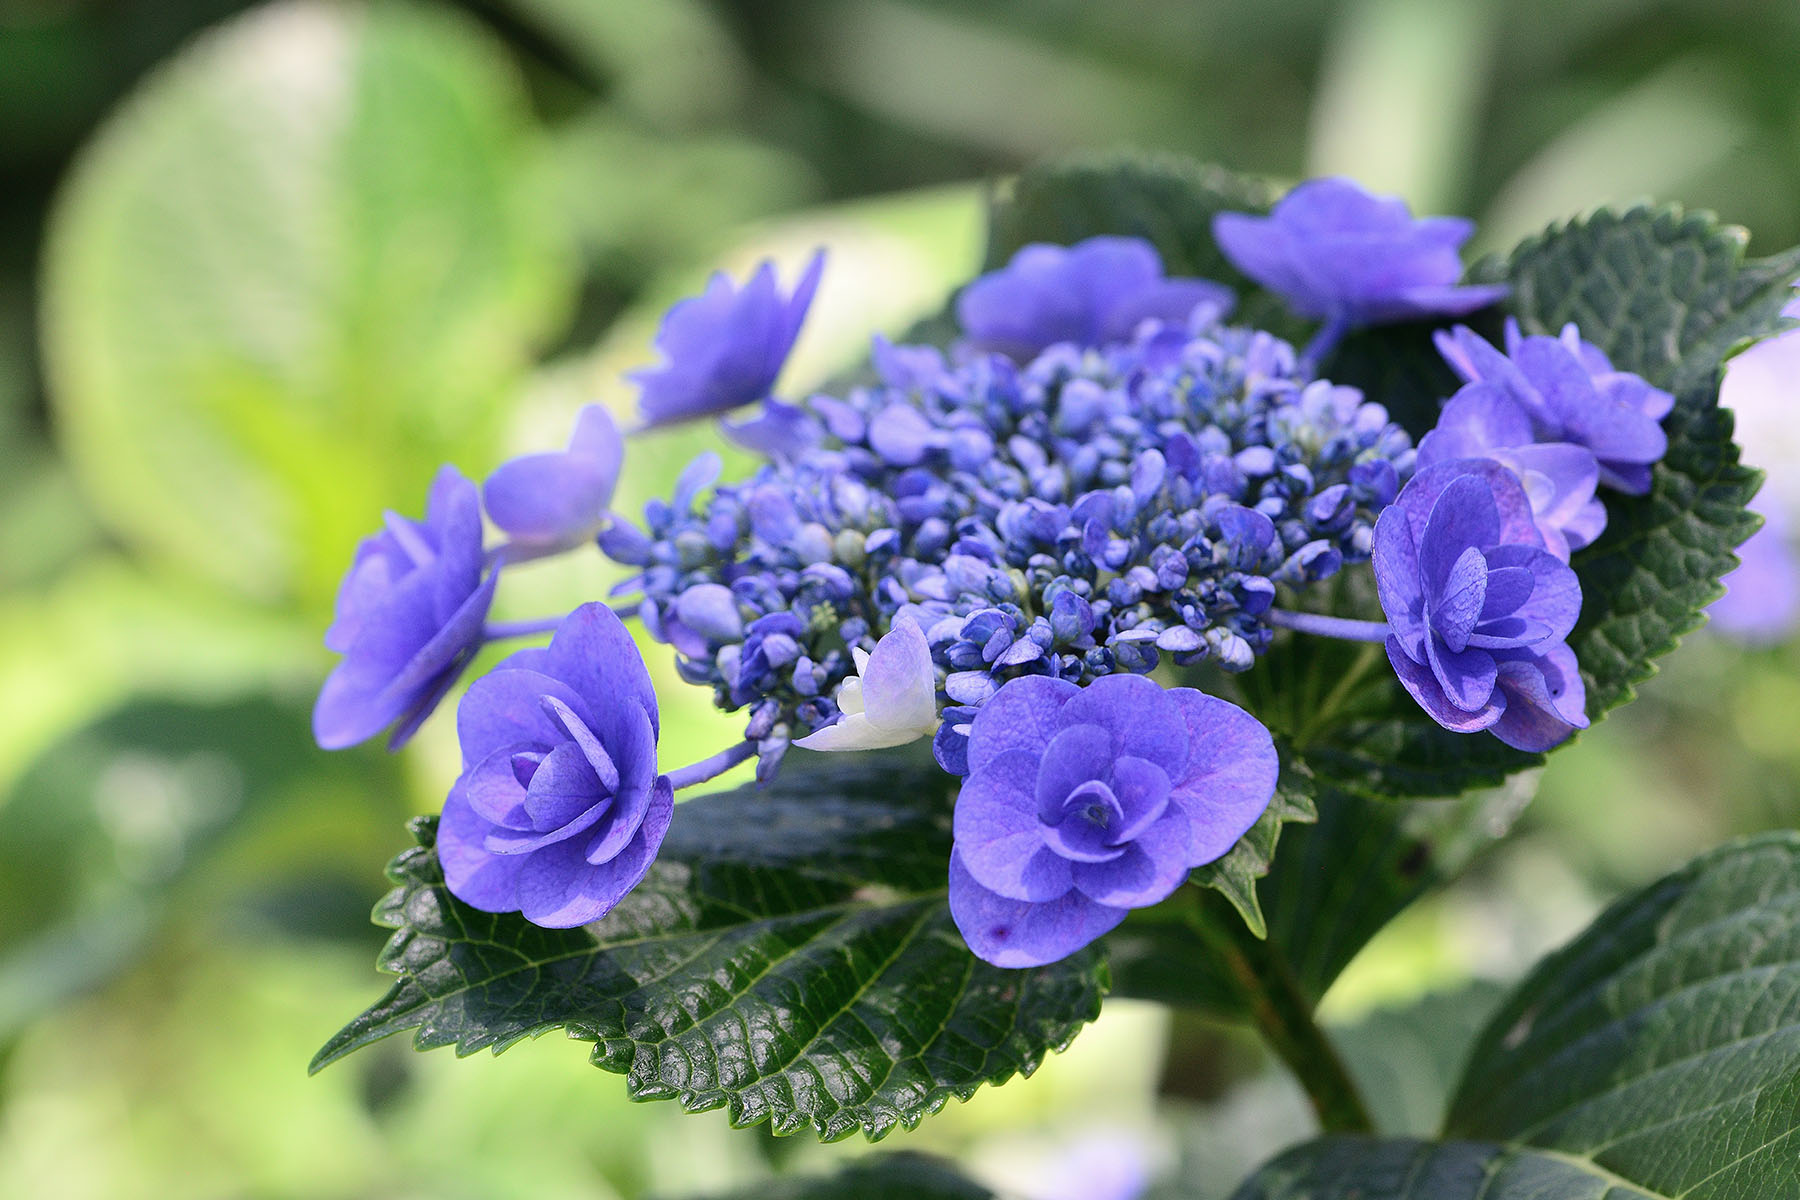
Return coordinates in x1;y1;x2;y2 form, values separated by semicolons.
1;1;1796;1196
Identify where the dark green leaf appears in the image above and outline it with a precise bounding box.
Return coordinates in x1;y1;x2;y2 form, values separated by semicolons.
690;1152;994;1200
314;753;1107;1141
1444;833;1800;1197
1229;1137;1656;1199
1331;983;1509;1138
1188;775;1318;939
1232;833;1800;1199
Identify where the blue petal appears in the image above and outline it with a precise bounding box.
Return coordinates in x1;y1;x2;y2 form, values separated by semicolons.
948;851;1127;968
954;750;1074;902
1166;690;1278;865
513;777;673;927
1068;809;1190;907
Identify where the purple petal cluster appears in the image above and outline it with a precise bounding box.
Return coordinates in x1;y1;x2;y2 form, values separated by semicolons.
948;674;1277;967
1416;384;1605;562
437;603;672;927
1434;321;1673;495
631;251;824;429
482;405;624;548
313;466;497;750
1213;178;1508;326
604;316;1414;774
1373;459;1588;751
957;236;1235;361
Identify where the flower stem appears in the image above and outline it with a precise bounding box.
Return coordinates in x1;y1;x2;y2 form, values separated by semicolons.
1182;893;1374;1134
1300;315;1352;371
483;605;639;642
1267;608;1390;644
482;616;565;641
666;741;756;792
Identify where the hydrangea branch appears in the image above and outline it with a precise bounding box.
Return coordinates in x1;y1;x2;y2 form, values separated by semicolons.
1177;888;1374;1134
1266;608;1390;644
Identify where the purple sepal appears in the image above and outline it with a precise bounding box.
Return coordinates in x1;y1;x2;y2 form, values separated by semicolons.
1212;178;1507;326
1432;321;1672;496
948;851;1128;969
720;397;824;462
314;465;497;750
632;250;824;428
957;236;1234;360
948;673;1277;968
482;405;624;548
436;603;670;928
1372;459;1588;750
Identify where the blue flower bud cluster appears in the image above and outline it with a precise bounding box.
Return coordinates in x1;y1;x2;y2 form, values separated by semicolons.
605;314;1415;774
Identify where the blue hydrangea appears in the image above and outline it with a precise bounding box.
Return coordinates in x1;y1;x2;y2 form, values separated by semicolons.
437;603;672;927
482;405;624;549
1434;321;1673;496
1373;459;1588;751
631;251;824;429
313;465;497;751
958;236;1235;361
310;209;1665;964
1213;178;1509;328
947;673;1277;967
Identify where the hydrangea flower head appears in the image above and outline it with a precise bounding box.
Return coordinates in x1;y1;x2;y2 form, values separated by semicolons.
313;465;496;750
632;250;825;429
608;318;1415;770
437;603;672;927
1435;321;1673;494
957;236;1235;360
793;617;939;751
948;674;1277;967
482;405;624;547
1212;178;1508;326
1373;459;1587;751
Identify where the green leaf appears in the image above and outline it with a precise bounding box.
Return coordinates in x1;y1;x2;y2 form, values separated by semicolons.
42;2;574;608
1444;833;1800;1196
1331;982;1509;1139
315;753;1108;1141
1232;833;1800;1198
691;1153;995;1200
1229;1137;1656;1199
1188;775;1318;939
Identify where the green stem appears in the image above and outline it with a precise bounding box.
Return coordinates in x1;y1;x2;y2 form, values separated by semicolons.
1182;893;1374;1134
1297;641;1383;747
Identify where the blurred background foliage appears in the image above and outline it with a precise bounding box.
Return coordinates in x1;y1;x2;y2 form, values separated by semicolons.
0;0;1795;1196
